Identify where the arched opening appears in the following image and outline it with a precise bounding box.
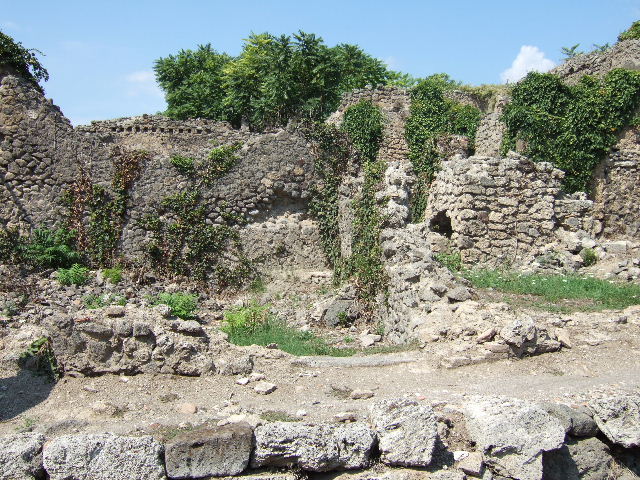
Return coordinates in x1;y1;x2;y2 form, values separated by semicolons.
430;210;453;238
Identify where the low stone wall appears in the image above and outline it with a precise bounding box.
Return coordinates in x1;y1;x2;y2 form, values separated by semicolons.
2;393;637;479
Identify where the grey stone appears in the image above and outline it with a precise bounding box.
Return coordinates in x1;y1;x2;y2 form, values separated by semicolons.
589;395;640;447
0;433;45;480
543;436;613;480
369;398;438;467
215;354;254;376
254;382;277;395
499;316;537;356
43;434;165;480
446;286;473;303
457;451;484;477
165;424;252;478
539;403;599;437
463;396;566;480
251;422;375;471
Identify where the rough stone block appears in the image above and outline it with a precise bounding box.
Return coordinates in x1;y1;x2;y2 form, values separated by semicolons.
0;433;45;480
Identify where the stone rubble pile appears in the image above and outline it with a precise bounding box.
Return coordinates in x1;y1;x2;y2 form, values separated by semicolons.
1;393;638;479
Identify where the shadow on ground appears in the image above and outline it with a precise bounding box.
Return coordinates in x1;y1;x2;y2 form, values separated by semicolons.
0;369;55;422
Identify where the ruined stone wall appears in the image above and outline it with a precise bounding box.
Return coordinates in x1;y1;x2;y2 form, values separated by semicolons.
0;76;327;270
424;154;567;266
0;74;78;230
551;39;640;84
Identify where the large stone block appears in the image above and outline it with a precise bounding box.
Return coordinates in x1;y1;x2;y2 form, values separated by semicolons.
369;398;438;467
251;422;375;471
0;433;45;480
589;394;640;448
165;424;252;479
43;434;166;480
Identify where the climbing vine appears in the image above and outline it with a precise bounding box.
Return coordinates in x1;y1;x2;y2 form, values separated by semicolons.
341;100;386;303
404;74;482;221
170;143;242;186
140;189;253;287
501;69;640;193
65;148;147;266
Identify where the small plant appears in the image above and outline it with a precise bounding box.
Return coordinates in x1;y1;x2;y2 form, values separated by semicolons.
19;337;59;380
83;293;126;309
249;277;266;294
202;143;241;184
618;20;640;42
435;250;462;272
152;292;198;319
15;416;37;433
57;264;90;286
580;248;598;267
170;155;196;175
102;267;123;284
336;311;349;326
259;410;301;422
561;44;583;59
22;228;81;269
343;335;354;344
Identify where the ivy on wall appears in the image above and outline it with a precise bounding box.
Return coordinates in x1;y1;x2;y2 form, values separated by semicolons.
340;100;386;303
404;74;482;221
501;69;640;193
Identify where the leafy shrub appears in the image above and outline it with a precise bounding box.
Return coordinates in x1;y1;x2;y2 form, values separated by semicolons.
580;248;598;267
170;155;195;174
0;31;49;89
57;264;90;286
101;267;122;284
152;292;198;319
618;20;640;42
21;228;81;269
19;337;59;380
0;228;21;264
502;69;640;193
202;143;241;183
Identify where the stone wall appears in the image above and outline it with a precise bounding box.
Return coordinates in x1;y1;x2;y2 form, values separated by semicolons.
0;74;327;271
551;39;640;84
2;393;637;480
424;154;567;266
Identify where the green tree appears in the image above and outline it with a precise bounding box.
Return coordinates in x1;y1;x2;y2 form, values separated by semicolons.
154;44;231;120
0;31;48;90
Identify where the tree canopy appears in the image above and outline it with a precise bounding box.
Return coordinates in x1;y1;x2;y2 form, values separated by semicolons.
0;30;49;90
154;31;399;130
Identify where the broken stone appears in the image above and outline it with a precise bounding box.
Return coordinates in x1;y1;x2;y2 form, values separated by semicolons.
457;451;484;477
177;403;198;415
0;433;45;480
589;394;640;448
350;389;375;400
334;412;357;422
254;382;277;395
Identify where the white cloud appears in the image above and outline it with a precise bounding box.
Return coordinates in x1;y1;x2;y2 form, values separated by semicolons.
500;45;556;83
124;70;163;98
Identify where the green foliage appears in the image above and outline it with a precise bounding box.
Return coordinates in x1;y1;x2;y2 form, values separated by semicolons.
19;337;59;380
0;31;48;89
341;101;387;302
260;411;302;422
501;69;640;193
21;228;81;269
405;74;482;221
155;44;232;120
170;155;196;174
141;189;253;285
155;31;394;130
434;250;462;272
580;248;598;267
561;44;583;59
203;143;241;183
303;122;351;276
57;264;89;286
101;267;122;284
222;303;354;356
152;292;198;319
83;293;126;309
464;269;640;311
618;20;640;42
591;43;611;54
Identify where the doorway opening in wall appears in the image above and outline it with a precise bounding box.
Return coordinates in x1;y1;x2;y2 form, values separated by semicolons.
430;210;453;238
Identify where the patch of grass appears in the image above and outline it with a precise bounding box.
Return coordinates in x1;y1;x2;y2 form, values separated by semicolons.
151;292;198;319
57;264;90;286
464;269;640;311
19;337;59;380
102;267;123;284
222;303;355;356
435;250;462;272
259;410;301;422
580;248;598;267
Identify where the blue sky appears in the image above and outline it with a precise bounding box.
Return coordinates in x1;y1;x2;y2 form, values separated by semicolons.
2;0;638;125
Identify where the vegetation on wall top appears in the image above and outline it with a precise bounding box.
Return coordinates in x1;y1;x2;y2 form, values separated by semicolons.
155;31;400;131
0;31;48;89
618;20;640;42
501;69;640;193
